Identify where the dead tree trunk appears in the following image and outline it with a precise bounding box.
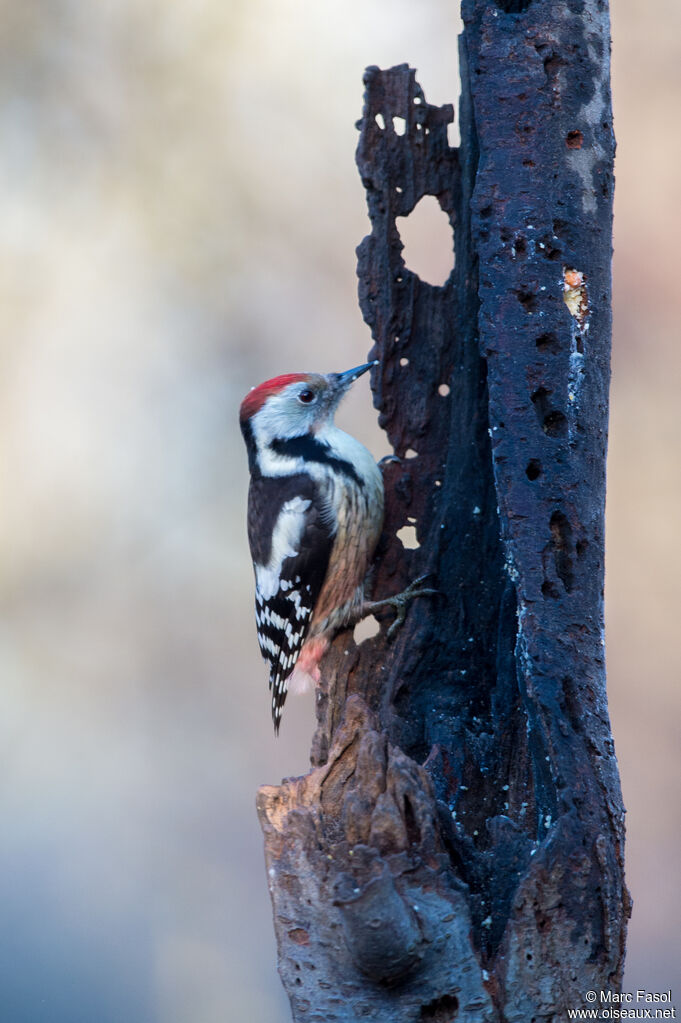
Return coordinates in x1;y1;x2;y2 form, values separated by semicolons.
257;3;629;1019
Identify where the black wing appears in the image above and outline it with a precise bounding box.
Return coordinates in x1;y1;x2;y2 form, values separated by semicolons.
247;473;334;732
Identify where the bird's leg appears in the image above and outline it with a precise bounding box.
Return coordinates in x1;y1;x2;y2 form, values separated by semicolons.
360;574;438;638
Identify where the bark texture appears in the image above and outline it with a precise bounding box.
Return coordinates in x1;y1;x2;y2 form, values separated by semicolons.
257;3;629;1019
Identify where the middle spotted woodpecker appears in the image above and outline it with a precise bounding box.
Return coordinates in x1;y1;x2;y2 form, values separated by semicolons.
240;361;434;733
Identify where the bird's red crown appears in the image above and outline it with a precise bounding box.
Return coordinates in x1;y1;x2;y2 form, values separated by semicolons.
239;373;308;422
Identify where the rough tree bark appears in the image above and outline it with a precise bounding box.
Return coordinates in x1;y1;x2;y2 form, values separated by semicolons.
257;2;629;1020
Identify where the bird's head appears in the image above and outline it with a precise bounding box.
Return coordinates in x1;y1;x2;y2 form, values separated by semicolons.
239;362;377;446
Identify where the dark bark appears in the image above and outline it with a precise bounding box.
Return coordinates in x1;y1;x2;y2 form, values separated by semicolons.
257;2;629;1019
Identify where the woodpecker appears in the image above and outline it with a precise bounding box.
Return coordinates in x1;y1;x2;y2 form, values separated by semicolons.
240;361;434;733
239;361;381;731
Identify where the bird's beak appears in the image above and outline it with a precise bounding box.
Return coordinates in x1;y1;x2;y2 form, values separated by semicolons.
329;361;378;394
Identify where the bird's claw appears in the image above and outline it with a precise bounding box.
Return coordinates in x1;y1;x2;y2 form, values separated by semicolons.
365;573;439;639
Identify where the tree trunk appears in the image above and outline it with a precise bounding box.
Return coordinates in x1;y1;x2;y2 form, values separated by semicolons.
257;3;629;1019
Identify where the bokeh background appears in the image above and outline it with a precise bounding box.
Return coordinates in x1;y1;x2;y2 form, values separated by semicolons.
0;1;678;1020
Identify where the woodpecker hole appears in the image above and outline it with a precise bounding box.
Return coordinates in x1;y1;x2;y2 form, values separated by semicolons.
535;331;559;352
531;386;552;420
553;218;569;239
434;479;442;487
375;112;386;130
393;115;406;136
438;383;450;396
404;448;418;459
396;195;454;287
550;509;574;592
400;357;409;367
566;130;583;149
516;287;538;313
543;410;568;437
526;458;542;481
538;236;561;261
354;615;381;644
419;992;460;1022
396;524;420;549
531;387;568;437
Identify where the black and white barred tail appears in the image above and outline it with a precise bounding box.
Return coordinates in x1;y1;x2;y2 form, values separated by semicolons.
255;578;314;732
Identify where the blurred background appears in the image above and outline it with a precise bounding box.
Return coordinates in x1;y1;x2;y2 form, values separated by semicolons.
0;1;678;1020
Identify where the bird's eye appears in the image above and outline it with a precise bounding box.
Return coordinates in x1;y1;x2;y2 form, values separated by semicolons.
298;388;315;404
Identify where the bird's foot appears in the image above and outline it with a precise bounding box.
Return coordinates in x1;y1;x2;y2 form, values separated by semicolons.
362;574;438;639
